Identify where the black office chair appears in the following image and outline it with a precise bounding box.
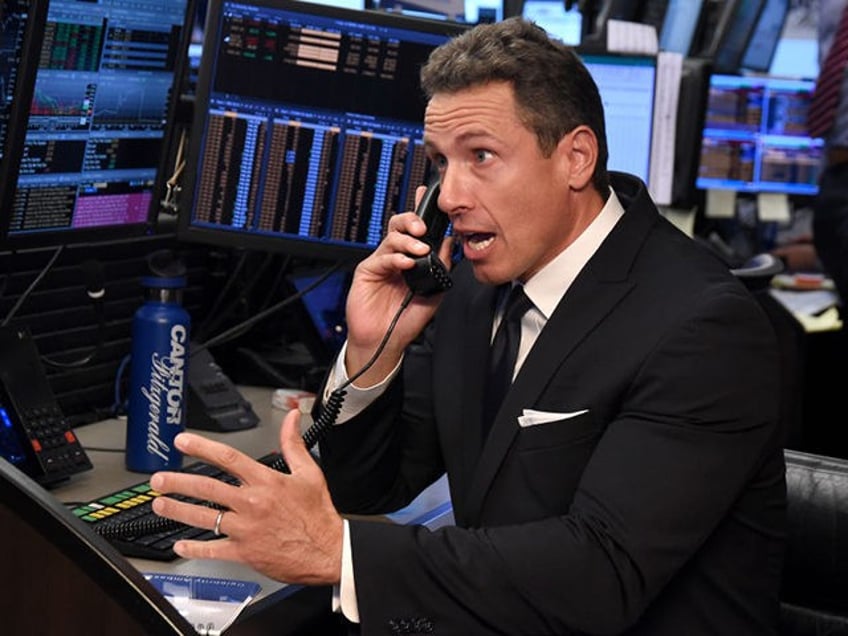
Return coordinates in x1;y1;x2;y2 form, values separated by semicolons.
731;252;786;291
730;253;807;448
781;449;848;635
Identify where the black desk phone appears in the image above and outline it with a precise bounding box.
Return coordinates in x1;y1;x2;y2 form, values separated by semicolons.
0;326;92;485
402;179;453;296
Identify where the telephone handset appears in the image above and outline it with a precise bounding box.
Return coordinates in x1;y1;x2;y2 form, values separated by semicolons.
402;180;453;296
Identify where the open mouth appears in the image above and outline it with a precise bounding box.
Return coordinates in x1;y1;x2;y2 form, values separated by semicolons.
464;232;495;251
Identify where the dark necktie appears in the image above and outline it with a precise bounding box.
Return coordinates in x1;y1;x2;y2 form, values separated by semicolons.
808;5;848;138
483;285;533;437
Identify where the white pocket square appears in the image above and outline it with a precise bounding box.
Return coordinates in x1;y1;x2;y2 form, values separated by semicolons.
518;408;589;428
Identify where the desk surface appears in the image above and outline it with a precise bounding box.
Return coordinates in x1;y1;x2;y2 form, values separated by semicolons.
54;385;452;628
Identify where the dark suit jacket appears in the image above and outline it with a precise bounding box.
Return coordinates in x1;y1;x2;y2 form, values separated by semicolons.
319;173;786;635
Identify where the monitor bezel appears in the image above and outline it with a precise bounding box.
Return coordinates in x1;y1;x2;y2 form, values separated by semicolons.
176;0;469;263
0;0;198;252
0;0;50;244
1;1;49;173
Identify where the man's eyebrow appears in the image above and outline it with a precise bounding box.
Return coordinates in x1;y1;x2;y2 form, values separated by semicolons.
424;130;497;151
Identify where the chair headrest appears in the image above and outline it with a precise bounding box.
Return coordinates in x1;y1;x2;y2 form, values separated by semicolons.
730;253;784;291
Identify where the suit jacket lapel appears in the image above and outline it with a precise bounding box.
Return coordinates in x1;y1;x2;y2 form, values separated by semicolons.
463;276;634;521
463;185;658;523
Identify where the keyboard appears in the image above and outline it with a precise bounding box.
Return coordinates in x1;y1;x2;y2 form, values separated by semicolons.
71;452;287;561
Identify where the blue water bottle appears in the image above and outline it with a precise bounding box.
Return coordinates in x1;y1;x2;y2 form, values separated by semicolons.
125;250;191;473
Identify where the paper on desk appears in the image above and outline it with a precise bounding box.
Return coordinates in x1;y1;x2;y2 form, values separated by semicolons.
705;189;736;219
769;288;838;317
795;306;843;333
757;193;791;222
144;572;261;635
769;288;843;333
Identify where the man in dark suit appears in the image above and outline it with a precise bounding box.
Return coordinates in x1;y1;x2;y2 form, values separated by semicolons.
151;17;786;635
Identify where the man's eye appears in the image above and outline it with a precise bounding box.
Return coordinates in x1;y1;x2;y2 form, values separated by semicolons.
474;150;492;162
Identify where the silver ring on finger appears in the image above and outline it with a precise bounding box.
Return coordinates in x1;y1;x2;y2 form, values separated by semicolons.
213;509;225;536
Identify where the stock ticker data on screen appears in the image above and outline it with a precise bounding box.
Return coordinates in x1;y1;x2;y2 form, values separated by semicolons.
1;0;188;245
180;1;467;259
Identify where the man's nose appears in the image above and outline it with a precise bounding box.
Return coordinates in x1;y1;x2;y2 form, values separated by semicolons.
437;169;469;216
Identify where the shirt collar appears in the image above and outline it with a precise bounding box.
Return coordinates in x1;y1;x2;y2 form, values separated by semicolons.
523;188;625;319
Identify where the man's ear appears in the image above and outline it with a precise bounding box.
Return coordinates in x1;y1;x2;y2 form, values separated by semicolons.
560;125;597;190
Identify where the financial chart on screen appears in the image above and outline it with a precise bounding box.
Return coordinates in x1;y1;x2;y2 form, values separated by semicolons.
0;0;191;248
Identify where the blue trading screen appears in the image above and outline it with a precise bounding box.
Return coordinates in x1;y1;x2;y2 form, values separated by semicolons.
180;0;467;258
2;0;189;243
696;74;823;197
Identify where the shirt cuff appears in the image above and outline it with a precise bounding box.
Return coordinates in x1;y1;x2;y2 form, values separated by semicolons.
331;519;360;623
323;341;403;423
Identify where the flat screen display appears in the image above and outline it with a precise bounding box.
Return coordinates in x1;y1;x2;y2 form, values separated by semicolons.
580;52;656;184
0;0;192;249
695;74;823;196
658;0;704;55
177;0;468;260
522;0;582;45
374;0;502;24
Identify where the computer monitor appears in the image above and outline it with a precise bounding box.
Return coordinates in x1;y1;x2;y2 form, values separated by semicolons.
695;73;823;197
521;0;582;45
579;51;656;184
740;0;789;74
0;0;195;250
658;0;705;55
768;2;818;80
373;0;503;24
707;0;767;74
177;0;469;260
668;57;711;208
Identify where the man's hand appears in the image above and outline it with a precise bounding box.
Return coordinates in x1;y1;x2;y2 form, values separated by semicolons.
343;185;454;387
150;409;344;586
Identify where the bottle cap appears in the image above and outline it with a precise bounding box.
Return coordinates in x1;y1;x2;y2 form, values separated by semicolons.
141;249;187;289
141;275;186;289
